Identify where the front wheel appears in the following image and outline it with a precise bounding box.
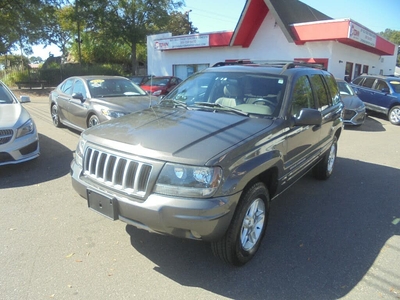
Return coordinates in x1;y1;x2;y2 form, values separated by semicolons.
211;182;270;266
88;114;100;128
388;105;400;125
313;136;337;180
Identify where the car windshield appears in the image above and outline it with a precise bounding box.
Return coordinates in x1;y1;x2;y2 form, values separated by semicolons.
164;71;285;117
337;81;355;96
143;78;170;86
87;78;148;98
389;80;400;93
0;84;16;104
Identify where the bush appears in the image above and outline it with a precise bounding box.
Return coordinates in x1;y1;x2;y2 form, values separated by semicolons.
0;63;127;87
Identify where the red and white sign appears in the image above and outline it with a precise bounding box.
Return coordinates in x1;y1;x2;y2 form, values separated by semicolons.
155;35;210;50
348;22;377;48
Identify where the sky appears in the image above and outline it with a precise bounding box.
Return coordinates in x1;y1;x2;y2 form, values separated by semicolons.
31;0;400;59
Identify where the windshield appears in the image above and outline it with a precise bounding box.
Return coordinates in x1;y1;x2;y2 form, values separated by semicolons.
87;78;148;98
165;71;285;117
337;81;355;96
389;80;400;93
0;84;16;104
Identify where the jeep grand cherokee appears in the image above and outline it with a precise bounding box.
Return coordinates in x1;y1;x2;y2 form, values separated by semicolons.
71;62;343;266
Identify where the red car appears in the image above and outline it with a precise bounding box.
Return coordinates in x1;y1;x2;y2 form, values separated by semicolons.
141;76;182;96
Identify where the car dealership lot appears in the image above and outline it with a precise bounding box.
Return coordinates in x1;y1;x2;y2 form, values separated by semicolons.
1;92;399;300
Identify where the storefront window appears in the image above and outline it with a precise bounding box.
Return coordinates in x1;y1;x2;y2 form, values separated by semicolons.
174;64;209;80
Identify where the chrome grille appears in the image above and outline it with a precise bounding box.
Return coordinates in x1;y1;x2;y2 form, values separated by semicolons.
83;147;152;197
0;129;13;145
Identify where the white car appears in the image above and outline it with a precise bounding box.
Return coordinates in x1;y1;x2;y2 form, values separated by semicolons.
0;81;40;166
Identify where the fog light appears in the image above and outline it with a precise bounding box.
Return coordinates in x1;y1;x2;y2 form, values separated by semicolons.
191;230;201;239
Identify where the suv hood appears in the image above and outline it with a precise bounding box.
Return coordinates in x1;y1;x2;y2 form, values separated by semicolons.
82;107;274;165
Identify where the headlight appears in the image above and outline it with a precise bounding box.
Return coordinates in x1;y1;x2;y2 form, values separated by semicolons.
75;137;86;167
101;109;127;118
16;119;34;138
154;163;222;198
152;90;162;96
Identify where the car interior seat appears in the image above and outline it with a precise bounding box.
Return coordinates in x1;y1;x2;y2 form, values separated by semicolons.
215;84;238;107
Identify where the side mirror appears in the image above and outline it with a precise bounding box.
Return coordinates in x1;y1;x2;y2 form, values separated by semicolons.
72;92;85;102
19;95;31;103
293;108;322;126
381;87;390;95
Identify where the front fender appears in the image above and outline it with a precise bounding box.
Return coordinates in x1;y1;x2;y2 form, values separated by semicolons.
219;149;283;196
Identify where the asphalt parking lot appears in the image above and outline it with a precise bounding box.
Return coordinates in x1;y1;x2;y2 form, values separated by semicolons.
1;89;399;300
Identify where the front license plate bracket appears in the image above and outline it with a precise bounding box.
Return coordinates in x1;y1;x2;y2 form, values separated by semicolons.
87;190;118;220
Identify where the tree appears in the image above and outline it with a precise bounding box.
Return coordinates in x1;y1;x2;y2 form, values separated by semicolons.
379;29;400;65
80;0;185;74
162;11;198;35
0;0;64;55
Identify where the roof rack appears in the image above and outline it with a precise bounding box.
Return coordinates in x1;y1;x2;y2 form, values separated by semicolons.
212;60;325;71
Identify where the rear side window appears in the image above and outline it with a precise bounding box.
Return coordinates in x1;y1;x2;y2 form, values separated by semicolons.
362;77;375;88
61;79;74;95
352;77;363;85
310;74;330;110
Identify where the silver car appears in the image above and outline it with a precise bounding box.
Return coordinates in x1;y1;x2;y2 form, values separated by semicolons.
337;79;366;126
0;80;40;166
49;75;157;131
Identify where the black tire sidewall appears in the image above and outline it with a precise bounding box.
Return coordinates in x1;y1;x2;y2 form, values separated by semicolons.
230;182;270;265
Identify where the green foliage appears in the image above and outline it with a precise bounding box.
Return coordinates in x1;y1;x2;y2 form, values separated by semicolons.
379;29;400;65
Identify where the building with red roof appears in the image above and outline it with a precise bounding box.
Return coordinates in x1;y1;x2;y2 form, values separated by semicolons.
147;0;397;81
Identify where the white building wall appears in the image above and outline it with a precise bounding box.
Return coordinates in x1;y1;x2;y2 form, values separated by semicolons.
147;12;397;79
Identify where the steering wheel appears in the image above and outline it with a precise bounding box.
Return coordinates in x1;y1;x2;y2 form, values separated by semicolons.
253;98;276;107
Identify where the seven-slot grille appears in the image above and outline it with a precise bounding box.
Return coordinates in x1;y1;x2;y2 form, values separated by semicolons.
0;129;13;145
83;147;152;197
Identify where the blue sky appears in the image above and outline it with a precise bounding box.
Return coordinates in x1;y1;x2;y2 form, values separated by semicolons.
182;0;400;33
33;0;400;58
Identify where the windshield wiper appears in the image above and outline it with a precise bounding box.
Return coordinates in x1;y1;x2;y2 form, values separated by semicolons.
194;102;249;116
160;99;189;110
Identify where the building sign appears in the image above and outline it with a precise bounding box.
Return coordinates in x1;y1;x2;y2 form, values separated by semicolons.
154;35;210;50
348;22;377;48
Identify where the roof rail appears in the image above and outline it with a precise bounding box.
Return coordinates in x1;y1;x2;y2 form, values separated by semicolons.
212;60;252;67
212;60;325;71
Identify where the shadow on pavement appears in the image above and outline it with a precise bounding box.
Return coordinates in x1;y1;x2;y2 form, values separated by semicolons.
344;114;386;132
125;157;400;300
0;133;73;188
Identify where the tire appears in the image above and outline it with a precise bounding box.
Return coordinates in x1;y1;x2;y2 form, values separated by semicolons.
51;104;63;128
388;105;400;125
313;136;337;180
211;182;270;266
88;114;100;128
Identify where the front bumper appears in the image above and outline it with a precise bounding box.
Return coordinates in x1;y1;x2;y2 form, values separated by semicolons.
0;131;40;166
343;107;366;126
70;159;239;241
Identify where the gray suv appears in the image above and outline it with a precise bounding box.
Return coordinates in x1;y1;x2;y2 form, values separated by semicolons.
71;62;343;266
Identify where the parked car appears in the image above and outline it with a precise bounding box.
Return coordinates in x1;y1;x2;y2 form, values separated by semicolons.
336;78;366;126
140;76;182;96
70;62;343;266
351;74;400;125
49;75;158;132
127;75;153;86
0;80;40;166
